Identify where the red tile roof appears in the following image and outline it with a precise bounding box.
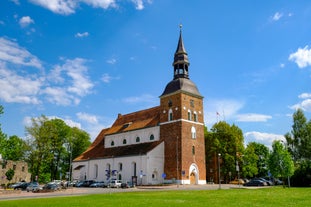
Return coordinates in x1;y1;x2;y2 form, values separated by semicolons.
74;106;162;161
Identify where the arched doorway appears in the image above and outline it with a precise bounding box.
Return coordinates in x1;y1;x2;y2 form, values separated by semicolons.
189;163;199;185
190;172;196;184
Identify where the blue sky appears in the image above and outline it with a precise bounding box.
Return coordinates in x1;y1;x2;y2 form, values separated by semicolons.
1;0;311;148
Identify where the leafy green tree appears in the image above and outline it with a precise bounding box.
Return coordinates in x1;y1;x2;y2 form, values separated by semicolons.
2;135;27;161
247;142;270;177
268;140;294;187
285;109;307;162
242;143;258;178
0;105;8;157
5;168;14;182
25;115;91;182
206;121;245;183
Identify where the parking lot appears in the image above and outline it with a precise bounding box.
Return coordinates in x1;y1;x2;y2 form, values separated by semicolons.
0;184;244;201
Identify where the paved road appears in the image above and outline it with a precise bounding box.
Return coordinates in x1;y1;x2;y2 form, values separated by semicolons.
0;184;243;201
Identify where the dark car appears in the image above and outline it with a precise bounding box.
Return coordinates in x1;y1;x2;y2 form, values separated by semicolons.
243;179;267;187
26;182;40;192
42;183;60;191
76;180;95;187
90;181;107;188
10;182;29;190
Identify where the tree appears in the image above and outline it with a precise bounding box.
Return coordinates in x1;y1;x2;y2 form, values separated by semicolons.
0;105;8;157
2;135;27;161
206;121;245;183
268;140;294;187
248;142;270;177
25;115;91;183
242;143;258;178
5;168;14;182
285;109;307;162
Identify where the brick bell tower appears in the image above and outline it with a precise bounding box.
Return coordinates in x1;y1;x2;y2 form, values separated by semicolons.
159;26;206;184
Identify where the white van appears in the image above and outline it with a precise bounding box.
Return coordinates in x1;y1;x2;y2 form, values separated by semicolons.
108;180;122;188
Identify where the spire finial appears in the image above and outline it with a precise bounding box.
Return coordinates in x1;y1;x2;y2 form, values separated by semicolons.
179;24;183;32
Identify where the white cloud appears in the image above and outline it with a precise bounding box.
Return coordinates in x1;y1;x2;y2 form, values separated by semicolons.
290;99;311;112
101;73;119;83
132;0;144;10
290;93;311;112
244;131;285;148
101;73;112;83
44;58;94;105
0;37;42;68
272;12;283;21
77;112;98;124
29;0;77;15
29;0;151;15
298;93;311;99
289;46;311;68
0;63;42;104
236;113;272;122
75;32;89;38
19;16;34;28
43;86;79;105
106;58;117;64
0;21;5;25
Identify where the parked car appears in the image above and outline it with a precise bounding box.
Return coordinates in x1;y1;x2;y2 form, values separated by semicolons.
26;182;40;192
108;180;122;188
42;182;60;191
243;179;267;187
229;179;245;185
76;180;95;187
10;182;29;190
90;181;107;188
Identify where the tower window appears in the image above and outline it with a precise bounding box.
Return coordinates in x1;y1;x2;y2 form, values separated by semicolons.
123;139;127;144
111;141;115;146
191;126;196;139
168;109;173;121
188;110;191;121
168;100;172;107
150;134;155;140
136;137;140;143
193;112;198;122
192;146;195;155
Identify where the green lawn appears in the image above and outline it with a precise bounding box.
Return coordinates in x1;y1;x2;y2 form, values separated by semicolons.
1;187;310;207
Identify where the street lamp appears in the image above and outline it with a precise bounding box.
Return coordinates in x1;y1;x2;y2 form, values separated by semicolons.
218;153;221;189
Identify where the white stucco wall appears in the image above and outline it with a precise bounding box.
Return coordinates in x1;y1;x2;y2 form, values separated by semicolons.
72;141;164;185
104;126;160;148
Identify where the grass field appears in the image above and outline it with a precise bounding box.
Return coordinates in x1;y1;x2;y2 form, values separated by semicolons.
1;187;310;207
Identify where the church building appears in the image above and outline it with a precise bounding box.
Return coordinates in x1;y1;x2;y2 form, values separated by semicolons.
72;28;206;185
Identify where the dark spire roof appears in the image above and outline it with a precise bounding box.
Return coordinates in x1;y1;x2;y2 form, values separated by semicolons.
173;25;190;80
160;25;202;98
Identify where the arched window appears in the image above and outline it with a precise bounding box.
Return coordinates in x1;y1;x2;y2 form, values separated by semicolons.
119;163;123;171
150;134;155;141
191;126;196;139
193;112;198;122
111;141;115;146
188;110;191;120
118;174;122;180
168;109;173;121
123;139;127;144
136;137;140;143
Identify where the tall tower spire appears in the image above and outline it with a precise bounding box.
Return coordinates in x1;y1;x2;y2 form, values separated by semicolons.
173;24;190;79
